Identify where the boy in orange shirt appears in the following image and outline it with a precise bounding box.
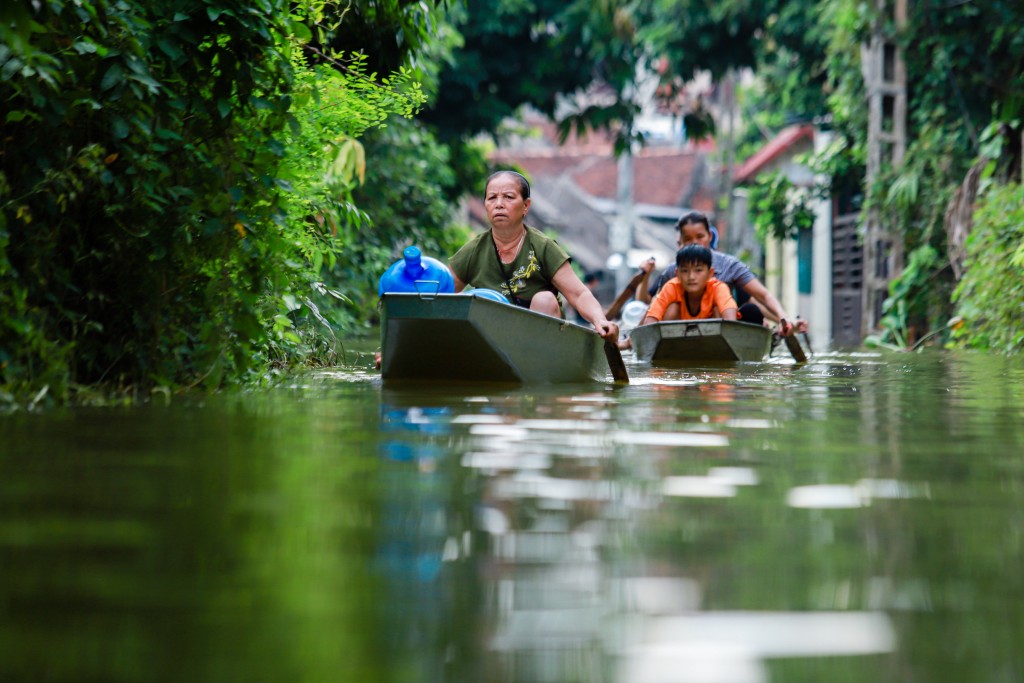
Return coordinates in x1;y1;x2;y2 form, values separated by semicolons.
641;244;737;325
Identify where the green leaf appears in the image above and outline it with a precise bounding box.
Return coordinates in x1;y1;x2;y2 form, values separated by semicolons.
111;117;130;139
72;41;99;55
1;57;23;80
155;38;185;61
288;19;312;43
128;71;162;93
154;127;183;141
99;62;124;91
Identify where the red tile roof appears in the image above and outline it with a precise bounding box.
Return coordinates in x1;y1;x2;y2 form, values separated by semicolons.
733;124;815;184
491;109;718;209
493;145;713;208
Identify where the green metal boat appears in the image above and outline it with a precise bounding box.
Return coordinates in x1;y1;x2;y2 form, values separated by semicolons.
380;293;611;383
629;318;772;363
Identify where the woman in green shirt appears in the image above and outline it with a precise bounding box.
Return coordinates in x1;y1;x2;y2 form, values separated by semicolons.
449;171;618;343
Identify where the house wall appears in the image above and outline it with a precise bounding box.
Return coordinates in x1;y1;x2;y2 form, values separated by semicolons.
735;130;835;350
764;236;799;326
809;131;835;349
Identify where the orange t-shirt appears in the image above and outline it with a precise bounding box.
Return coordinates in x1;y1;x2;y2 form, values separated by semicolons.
645;276;737;321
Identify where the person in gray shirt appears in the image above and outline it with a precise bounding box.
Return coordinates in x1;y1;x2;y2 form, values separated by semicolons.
637;211;807;336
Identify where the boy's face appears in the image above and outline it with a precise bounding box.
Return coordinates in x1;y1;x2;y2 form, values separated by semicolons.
678;260;711;296
677;222;713;248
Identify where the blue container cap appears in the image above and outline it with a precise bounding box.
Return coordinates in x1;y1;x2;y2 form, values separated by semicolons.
402;245;425;279
378;245;455;296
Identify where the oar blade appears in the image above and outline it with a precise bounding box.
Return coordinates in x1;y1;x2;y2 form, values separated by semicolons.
783;333;808;363
604;340;630;383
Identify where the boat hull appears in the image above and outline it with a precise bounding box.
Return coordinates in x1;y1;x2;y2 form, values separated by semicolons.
380;293;608;383
630;319;771;363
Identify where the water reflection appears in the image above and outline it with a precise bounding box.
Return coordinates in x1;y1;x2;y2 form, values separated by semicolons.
3;351;1024;682
787;479;927;508
376;401;450;668
385;374;903;683
454;391;612;683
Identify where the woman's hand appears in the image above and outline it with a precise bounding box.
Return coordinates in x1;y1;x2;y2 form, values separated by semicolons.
594;320;619;343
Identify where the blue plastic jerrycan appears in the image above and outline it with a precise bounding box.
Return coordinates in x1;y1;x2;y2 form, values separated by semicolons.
378;246;455;296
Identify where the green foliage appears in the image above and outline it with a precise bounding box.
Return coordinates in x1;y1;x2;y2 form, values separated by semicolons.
865;245;947;351
820;0;870;134
755;2;831;119
736;0;1024;349
308;0;450;79
951;184;1024;354
978;113;1024;187
556;0;650;152
421;0;596;142
261;52;428;368
642;0;768;79
1;0;299;404
808;132;865;202
0;0;429;405
866;116;959;263
747;172;816;242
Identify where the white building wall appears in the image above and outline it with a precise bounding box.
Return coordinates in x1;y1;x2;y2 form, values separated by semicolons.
763;237;782;313
781;238;799;324
734;127;836;347
810;131;834;349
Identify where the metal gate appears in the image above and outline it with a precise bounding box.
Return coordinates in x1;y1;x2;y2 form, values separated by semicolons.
831;209;863;347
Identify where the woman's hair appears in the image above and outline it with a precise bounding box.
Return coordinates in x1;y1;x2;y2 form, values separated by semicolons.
676;244;713;268
674;210;710;232
485;170;531;199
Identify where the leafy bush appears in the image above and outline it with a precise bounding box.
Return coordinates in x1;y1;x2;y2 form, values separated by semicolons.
1;0;299;402
747;172;816;242
0;1;427;406
864;244;952;350
267;54;427;362
951;184;1024;354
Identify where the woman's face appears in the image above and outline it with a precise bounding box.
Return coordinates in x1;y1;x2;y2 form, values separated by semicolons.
485;175;530;230
677;222;713;248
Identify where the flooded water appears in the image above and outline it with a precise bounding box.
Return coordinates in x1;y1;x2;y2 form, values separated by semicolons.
2;348;1024;683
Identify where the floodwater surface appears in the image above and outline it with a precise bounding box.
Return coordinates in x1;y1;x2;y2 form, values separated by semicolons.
2;348;1023;683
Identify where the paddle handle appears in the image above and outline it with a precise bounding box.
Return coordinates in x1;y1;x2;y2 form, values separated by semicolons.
603;267;650;320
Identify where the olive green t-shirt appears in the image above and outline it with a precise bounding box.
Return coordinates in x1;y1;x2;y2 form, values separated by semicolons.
448;226;571;305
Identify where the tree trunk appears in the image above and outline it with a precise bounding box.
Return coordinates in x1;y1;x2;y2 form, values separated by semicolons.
944;158;987;281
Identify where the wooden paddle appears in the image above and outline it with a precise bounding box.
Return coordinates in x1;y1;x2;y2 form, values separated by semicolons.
780;319;809;363
603;266;655;320
604;340;630;383
597;264;654;384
